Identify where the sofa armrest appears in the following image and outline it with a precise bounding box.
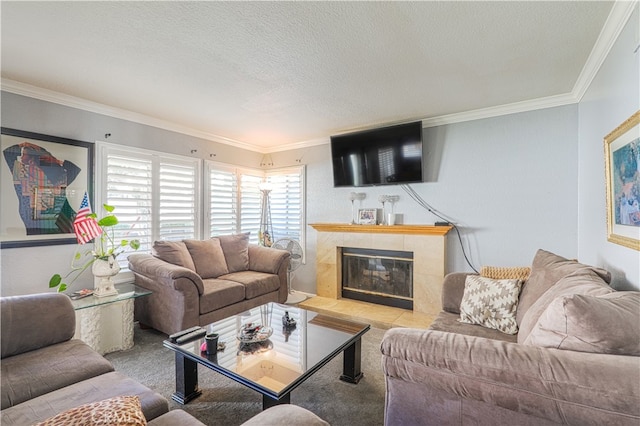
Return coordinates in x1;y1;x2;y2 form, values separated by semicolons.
381;328;640;424
128;254;204;295
441;272;476;314
1;293;75;358
248;245;291;275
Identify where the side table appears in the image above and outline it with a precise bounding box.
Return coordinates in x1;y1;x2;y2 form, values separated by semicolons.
70;283;151;355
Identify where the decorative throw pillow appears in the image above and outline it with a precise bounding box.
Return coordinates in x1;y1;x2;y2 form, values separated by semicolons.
459;275;523;334
152;240;196;271
184;238;229;279
217;233;250;273
524;291;640;355
517;268;613;343
516;249;612;326
481;266;531;281
35;395;146;426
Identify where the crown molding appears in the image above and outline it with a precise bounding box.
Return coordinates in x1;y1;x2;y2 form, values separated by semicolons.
1;78;262;153
2;2;633;154
571;0;638;101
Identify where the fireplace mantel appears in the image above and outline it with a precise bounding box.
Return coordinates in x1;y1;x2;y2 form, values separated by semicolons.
311;223;452;316
310;223;452;235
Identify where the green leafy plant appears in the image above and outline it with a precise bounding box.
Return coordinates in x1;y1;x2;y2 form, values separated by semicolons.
49;204;140;292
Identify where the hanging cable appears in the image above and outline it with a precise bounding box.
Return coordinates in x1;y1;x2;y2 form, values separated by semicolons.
401;185;478;273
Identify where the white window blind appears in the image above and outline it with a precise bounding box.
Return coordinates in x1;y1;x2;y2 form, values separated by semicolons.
98;144;200;266
103;152;153;256
267;166;305;260
206;163;306;256
208;167;238;236
159;160;198;241
240;173;262;245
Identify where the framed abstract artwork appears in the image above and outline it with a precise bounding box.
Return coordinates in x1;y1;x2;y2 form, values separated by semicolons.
604;111;640;251
0;128;94;248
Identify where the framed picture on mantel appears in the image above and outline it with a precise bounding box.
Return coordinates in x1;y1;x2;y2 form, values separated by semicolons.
604;110;640;251
358;208;377;225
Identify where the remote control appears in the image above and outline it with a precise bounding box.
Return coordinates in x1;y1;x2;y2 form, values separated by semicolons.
169;326;203;342
175;328;207;344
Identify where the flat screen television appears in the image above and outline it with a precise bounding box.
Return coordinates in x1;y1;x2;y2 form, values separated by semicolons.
330;121;423;187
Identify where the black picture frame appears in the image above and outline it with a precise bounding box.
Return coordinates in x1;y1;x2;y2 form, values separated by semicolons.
1;128;94;248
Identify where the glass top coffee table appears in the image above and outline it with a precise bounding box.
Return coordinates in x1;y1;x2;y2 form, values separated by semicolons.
163;303;370;409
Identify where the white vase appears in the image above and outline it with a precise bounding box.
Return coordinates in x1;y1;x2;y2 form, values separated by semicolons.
92;256;120;297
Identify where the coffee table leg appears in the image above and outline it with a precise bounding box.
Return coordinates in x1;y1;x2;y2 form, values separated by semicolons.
263;392;291;410
172;352;202;404
340;337;364;384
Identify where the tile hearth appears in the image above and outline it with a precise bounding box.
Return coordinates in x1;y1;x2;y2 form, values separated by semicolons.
297;295;435;330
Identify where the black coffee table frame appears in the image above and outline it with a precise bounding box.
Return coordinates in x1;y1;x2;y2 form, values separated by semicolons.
163;307;370;410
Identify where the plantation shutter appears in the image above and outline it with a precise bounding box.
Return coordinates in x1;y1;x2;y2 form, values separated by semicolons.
240;173;262;245
207;164;238;237
158;158;199;241
103;151;153;259
267;166;305;259
99;144;201;267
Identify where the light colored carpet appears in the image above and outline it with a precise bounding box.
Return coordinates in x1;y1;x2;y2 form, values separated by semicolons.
105;325;386;426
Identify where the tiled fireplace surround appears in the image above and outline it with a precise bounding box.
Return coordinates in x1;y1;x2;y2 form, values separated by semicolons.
310;223;452;316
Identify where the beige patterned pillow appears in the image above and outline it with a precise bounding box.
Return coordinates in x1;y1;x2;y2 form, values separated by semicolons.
459;275;523;334
35;395;146;426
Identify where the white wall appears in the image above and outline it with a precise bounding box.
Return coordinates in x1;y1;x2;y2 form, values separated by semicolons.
577;4;639;290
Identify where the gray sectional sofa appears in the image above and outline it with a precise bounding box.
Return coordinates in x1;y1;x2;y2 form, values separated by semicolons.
0;292;328;425
128;234;290;335
381;249;640;425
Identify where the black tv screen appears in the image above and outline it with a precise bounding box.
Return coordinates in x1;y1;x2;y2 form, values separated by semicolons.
330;121;423;187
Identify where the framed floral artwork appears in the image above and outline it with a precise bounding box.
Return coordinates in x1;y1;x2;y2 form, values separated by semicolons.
604;111;640;251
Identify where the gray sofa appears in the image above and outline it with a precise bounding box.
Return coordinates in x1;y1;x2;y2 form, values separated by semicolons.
381;249;640;426
128;234;290;335
0;292;328;425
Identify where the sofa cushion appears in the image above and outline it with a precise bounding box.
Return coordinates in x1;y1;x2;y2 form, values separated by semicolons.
459;275;523;334
1;293;76;359
218;233;250;273
517;268;613;343
220;271;281;299
35;395;146;426
0;372;168;426
430;311;518;343
1;339;114;409
199;279;246;314
184;239;229;278
148;409;206;426
152;241;196;272
524;291;640;355
516;249;611;326
241;405;330;426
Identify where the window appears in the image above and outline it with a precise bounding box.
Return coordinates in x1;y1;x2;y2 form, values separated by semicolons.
267;166;306;259
207;163;305;256
96;143;201;265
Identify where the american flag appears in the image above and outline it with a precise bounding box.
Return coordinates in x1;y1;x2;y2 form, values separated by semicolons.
73;192;102;244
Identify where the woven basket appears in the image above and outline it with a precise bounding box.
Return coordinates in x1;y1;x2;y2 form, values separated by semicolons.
480;266;531;281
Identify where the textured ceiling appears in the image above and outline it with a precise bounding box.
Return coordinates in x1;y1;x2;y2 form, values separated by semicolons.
1;1;614;151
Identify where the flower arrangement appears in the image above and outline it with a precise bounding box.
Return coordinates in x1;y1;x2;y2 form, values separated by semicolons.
49;203;140;292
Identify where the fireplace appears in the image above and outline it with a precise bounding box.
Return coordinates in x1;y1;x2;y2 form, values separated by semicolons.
341;247;413;310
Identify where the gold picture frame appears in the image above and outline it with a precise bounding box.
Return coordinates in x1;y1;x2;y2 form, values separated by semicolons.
604;110;640;251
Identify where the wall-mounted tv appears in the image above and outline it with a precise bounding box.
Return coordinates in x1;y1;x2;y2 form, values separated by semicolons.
330;121;423;187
